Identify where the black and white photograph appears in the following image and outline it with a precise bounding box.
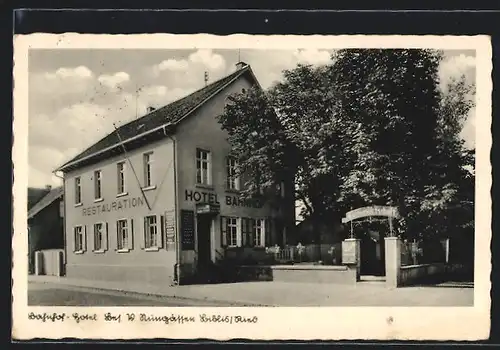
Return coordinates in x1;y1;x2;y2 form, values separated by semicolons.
13;34;491;341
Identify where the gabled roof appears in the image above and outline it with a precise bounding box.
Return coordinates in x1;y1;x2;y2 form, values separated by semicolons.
28;187;63;220
28;187;51;210
56;64;259;173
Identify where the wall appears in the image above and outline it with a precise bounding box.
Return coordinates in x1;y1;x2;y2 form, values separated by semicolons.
28;199;64;274
236;265;358;284
399;263;447;286
174;73;295;278
64;137;177;285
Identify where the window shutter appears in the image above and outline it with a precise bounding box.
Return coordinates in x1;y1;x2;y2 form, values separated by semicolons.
140;218;146;250
72;228;77;252
241;218;247;247
104;223;109;251
83;225;87;252
220;216;227;247
265;218;271;247
115;221;120;251
159;215;165;249
248;219;255;247
90;225;95;252
128;219;134;250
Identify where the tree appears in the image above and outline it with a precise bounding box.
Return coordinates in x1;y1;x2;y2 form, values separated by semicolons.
218;49;475;243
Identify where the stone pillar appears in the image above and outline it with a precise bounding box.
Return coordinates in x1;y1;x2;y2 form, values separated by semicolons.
34;251;44;276
385;237;401;288
342;238;361;281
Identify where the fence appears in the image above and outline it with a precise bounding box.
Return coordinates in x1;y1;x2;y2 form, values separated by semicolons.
401;239;448;266
270;243;343;265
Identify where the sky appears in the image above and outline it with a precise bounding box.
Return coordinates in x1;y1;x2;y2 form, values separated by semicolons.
28;48;476;188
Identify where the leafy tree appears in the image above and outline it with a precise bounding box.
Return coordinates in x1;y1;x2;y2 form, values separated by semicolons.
218;49;475;243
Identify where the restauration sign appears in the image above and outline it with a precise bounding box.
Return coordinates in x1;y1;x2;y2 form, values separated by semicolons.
341;205;399;224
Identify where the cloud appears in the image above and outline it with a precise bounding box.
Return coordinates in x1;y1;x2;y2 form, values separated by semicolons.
45;65;94;80
438;53;476;90
188;49;226;71
97;72;130;90
158;59;189;72
149;49;226;80
293;49;332;66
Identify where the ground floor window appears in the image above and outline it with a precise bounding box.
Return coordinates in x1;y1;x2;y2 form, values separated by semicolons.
117;219;130;251
253;218;266;247
221;216;272;248
73;225;85;253
93;223;104;251
144;215;159;249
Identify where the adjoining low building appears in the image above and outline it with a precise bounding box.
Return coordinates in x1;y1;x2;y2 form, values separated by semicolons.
55;62;296;286
27;186;65;275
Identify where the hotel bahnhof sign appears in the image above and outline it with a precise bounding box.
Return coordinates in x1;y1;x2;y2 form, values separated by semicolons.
341;205;399;224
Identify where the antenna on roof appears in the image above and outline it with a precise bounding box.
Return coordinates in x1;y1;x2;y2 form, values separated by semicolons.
135;83;139;119
204;71;209;87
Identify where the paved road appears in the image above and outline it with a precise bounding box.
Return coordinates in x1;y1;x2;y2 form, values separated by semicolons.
28;282;243;307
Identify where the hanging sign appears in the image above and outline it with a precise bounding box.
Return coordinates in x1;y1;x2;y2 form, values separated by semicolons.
342;206;399;223
196;202;220;215
342;240;358;265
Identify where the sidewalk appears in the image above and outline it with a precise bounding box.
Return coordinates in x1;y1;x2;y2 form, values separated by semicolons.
28;275;474;307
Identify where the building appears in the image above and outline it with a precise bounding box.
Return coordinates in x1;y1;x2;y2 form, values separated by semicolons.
27;186;64;274
55;62;296;285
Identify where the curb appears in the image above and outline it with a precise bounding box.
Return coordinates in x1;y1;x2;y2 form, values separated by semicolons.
30;279;273;307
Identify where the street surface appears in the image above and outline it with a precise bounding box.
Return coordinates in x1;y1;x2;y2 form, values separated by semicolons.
28;282;247;307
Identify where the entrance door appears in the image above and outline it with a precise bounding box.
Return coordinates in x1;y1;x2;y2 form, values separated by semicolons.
359;227;386;277
196;215;212;270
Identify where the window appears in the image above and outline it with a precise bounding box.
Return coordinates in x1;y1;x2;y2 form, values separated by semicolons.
144;215;159;249
227;217;240;247
196;149;211;185
143;152;153;188
93;223;105;252
241;218;253;247
75;177;82;204
117;162;126;194
94;170;102;200
117;219;130;251
73;225;85;252
253;219;266;247
226;157;240;190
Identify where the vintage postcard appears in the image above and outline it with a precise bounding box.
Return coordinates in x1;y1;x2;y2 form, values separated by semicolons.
12;34;491;341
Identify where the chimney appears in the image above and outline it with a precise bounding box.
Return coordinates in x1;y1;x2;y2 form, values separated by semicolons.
236;61;248;70
147;106;156;113
45;185;52;191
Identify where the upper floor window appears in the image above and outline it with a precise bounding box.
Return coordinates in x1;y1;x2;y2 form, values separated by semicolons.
74;177;82;205
226;157;240;190
143;152;153;188
196;149;211;185
117;161;126;194
94;170;102;200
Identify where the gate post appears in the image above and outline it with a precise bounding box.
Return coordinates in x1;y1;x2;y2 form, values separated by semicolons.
342;238;361;282
385;237;402;288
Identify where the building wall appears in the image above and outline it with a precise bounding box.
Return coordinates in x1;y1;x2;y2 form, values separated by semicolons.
28;199;64;274
174;74;294;277
63;138;176;285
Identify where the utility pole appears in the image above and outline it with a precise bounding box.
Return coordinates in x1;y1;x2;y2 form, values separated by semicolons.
204;71;209;86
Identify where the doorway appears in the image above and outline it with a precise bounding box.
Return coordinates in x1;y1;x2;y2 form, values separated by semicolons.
196;214;213;271
356;221;386;277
